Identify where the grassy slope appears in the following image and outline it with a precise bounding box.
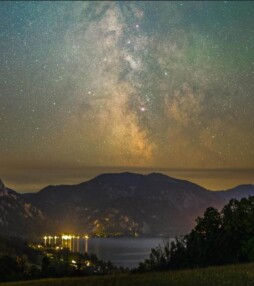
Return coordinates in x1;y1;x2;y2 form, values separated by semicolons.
2;263;254;286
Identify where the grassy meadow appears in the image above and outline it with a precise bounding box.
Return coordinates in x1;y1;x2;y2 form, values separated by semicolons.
1;263;254;286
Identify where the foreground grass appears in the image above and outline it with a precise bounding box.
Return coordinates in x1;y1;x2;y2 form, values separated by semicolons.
2;263;254;286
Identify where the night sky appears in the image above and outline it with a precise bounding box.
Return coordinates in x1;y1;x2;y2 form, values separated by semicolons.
1;1;253;192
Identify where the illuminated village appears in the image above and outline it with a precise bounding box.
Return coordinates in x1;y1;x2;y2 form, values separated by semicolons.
43;234;89;253
27;234;116;275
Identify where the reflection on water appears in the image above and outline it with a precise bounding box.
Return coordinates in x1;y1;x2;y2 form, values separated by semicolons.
43;235;85;252
43;235;170;268
79;237;169;268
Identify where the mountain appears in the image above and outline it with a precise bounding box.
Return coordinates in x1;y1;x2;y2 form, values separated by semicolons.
23;172;223;237
1;173;254;238
218;184;254;201
0;179;46;238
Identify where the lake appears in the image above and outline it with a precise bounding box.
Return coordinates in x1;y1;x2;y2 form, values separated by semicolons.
79;237;169;268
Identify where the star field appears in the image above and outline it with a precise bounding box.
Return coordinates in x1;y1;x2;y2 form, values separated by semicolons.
0;2;253;191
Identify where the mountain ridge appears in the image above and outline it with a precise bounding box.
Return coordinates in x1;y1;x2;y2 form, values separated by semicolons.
0;179;46;238
1;173;254;238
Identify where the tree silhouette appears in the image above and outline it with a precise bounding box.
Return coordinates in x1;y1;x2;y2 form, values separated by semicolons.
138;196;254;272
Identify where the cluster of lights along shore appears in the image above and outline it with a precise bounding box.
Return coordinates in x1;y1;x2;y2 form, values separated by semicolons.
43;234;89;252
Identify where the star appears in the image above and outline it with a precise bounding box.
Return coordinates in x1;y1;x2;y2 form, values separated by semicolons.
0;1;253;191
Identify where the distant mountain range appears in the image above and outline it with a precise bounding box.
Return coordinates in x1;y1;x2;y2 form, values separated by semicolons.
0;173;254;238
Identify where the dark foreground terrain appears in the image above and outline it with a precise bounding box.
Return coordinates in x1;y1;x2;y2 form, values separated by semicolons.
1;263;254;286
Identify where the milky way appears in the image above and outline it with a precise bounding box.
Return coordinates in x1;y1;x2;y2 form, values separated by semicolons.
0;2;253;191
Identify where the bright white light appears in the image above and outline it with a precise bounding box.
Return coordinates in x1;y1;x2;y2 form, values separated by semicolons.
62;235;72;240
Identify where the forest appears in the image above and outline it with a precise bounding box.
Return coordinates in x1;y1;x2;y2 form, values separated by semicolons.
138;197;254;271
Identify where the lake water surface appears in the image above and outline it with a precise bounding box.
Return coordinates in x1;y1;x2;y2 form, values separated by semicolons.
80;237;169;268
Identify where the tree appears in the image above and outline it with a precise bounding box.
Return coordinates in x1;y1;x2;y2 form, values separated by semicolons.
186;207;223;266
137;196;254;272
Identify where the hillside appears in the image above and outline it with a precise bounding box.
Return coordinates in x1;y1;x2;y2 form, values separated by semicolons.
0;180;46;238
0;262;253;286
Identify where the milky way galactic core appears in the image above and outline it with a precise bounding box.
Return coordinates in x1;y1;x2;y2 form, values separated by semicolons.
0;2;253;191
